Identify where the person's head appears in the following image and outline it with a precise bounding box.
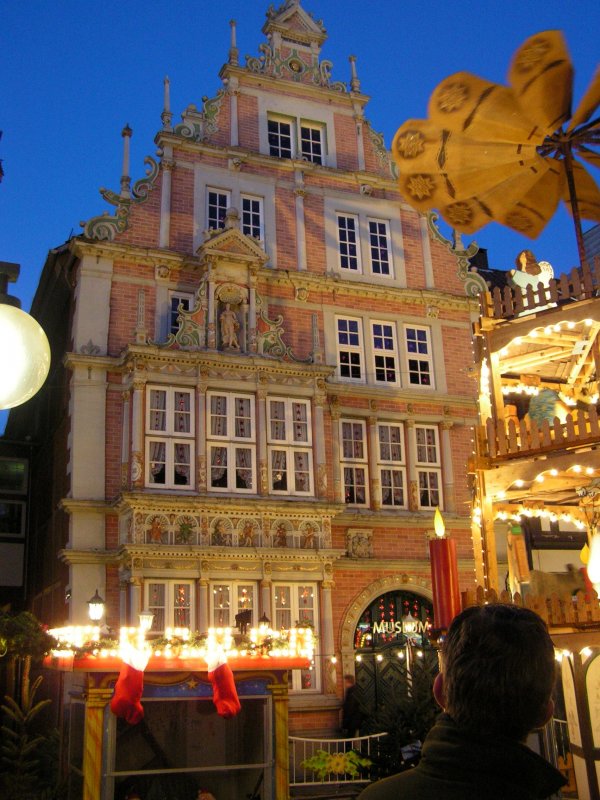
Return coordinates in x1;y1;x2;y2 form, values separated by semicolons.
433;604;555;741
516;249;538;271
344;674;355;688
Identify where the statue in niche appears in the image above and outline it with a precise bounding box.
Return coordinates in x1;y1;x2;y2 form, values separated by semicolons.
220;303;240;349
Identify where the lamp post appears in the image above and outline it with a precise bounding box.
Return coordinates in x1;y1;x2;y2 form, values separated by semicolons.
139;610;155;632
429;507;461;632
87;589;105;622
0;261;51;410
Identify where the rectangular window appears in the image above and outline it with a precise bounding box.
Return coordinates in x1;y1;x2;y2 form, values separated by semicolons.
378;423;406;508
211;581;257;629
145;387;194;489
241;194;264;243
368;219;392;276
415;425;442;509
273;583;319;692
207;392;256;493
300;123;323;164
340;420;368;505
0;500;25;536
268;398;312;495
145;581;194;634
0;458;28;493
405;325;434;387
337;214;360;272
372;321;399;385
207;188;230;231
268;117;293;158
168;292;193;336
336;317;364;382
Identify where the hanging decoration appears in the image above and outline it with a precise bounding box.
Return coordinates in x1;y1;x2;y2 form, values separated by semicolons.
392;31;600;263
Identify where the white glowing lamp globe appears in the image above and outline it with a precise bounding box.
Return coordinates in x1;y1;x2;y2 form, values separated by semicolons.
0;304;51;410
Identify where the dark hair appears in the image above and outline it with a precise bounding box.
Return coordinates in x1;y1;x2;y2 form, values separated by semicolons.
515;249;538;271
441;604;555;740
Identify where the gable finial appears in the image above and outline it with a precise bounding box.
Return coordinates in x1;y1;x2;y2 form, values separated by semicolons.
162;76;173;130
120;124;132;198
229;19;239;66
349;55;360;92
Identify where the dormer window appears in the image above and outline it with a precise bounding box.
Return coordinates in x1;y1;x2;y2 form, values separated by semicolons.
268;117;293;159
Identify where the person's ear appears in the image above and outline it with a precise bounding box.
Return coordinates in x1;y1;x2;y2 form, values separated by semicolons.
535;698;554;729
433;672;446;710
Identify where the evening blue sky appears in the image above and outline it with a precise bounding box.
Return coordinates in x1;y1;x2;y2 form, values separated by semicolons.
1;0;599;315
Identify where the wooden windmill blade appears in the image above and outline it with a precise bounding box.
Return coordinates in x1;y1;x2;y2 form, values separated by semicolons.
568;65;600;131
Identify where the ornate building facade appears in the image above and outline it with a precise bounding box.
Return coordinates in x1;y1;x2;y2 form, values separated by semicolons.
7;0;480;739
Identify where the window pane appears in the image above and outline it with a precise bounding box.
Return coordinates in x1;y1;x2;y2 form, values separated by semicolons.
235;397;252;438
269;400;286;440
369;219;391;275
148;441;166;485
237;585;254;614
173;391;191;434
292;402;308;442
210;446;228;488
149;390;167;431
173;584;191;628
271;450;287;491
210;395;228;437
170;295;191;335
173;443;191;486
213;584;230;626
274;585;292;629
297;585;315;626
148;583;166;632
235;447;253;489
242;196;262;239
207;190;229;230
294;451;310;493
300;126;322;164
268;119;292;158
338;216;359;271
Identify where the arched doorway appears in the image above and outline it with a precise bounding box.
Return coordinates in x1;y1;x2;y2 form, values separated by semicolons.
351;589;439;720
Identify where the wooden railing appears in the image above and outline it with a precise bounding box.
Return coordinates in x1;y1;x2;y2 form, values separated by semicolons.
462;585;600;627
484;405;600;459
483;257;599;320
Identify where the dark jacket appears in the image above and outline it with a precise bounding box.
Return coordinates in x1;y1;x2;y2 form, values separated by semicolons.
358;714;566;800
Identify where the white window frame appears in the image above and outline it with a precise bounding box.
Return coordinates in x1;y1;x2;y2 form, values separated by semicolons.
377;423;407;509
272;582;320;692
168;291;194;336
404;325;434;389
371;321;400;386
267;397;313;496
267;115;294;159
368;218;393;277
207;392;256;494
241;193;265;244
145;387;195;489
145;580;195;634
206;187;231;231
337;214;361;273
210;581;258;629
336;316;365;383
299;120;325;165
414;425;443;509
340;419;369;506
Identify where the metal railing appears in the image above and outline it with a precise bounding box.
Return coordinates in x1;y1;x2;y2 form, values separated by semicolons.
289;732;388;788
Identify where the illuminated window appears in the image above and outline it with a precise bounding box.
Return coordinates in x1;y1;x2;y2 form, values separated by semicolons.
340;420;368;505
145;387;194;489
207;392;256;493
268;398;312;495
145;580;194;633
273;582;319;691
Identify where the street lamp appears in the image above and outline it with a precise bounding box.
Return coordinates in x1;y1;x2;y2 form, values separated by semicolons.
87;589;105;622
139;610;155;632
0;261;51;410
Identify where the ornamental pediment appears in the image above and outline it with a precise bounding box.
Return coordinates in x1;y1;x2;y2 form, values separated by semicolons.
197;224;269;269
264;3;327;47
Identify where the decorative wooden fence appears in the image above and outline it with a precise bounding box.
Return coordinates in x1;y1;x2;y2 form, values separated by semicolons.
483;257;599;320
462;585;600;627
484;405;600;459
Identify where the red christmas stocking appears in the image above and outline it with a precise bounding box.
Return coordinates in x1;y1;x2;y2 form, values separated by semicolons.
110;647;150;725
207;653;241;718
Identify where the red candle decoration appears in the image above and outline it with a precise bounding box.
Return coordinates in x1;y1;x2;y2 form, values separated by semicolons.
429;508;461;631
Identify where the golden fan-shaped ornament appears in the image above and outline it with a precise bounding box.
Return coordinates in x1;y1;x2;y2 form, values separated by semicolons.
392;31;600;263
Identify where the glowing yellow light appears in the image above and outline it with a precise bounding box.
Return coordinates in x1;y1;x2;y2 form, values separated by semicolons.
535;474;544;483
514;479;524;488
434;507;445;538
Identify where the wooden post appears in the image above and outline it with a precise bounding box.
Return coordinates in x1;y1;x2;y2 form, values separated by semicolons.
270;680;290;800
82;687;113;800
